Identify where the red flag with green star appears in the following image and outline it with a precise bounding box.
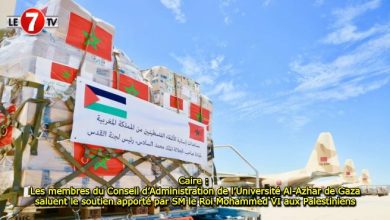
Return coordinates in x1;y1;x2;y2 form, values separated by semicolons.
189;122;205;142
112;72;149;101
170;95;184;110
50;62;77;84
190;103;210;129
73;143;124;176
66;12;113;61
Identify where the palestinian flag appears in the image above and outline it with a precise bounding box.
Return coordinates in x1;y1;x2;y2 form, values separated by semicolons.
188;122;205;142
112;72;149;101
73;143;124;176
66;12;113;61
84;84;127;118
0;105;15;147
190;103;210;129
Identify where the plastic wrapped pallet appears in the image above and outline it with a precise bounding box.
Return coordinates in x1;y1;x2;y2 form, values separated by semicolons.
0;33;83;75
43;0;115;61
0;1;215;213
142;66;200;116
0;32;114;90
0;75;47;154
142;66;214;162
0;77;215;211
0;140;153;188
0;80;147;186
0;75;171;193
112;49;151;101
7;140;156;177
112;49;143;82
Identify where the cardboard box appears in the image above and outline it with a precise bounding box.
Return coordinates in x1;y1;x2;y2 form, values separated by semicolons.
0;34;114;91
43;0;115;61
142;66;200;116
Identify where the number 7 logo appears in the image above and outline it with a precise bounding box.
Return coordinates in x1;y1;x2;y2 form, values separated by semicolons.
26;12;39;32
21;8;45;35
8;8;58;35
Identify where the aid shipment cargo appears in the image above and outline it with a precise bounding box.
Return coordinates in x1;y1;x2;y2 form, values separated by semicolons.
0;0;214;218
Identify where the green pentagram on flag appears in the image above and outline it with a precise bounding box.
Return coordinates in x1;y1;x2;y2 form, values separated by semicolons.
94;157;109;170
125;84;139;96
195;129;200;136
83;30;101;50
196;112;203;122
62;71;71;79
87;149;109;170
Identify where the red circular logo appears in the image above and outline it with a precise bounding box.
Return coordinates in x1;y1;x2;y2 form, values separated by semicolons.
20;8;45;35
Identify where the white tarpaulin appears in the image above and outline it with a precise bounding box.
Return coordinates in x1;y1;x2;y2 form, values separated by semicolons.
71;78;208;165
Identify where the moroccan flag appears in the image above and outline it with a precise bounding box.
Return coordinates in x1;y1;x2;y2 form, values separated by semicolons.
162;93;188;115
320;156;328;163
189;122;205;142
51;62;77;84
0;105;15;147
73;143;124;176
346;171;351;176
190;103;210;127
112;72;149;101
66;12;112;61
170;95;184;110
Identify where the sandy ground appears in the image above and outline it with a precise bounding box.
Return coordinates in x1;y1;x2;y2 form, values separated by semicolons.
259;195;390;220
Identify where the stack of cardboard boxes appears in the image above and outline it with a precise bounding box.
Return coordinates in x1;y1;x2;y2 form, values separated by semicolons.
0;0;214;203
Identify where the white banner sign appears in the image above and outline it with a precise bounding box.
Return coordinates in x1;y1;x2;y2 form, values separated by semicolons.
71;78;208;165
